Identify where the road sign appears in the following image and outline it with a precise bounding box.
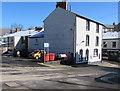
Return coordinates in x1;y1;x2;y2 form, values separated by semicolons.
44;43;49;47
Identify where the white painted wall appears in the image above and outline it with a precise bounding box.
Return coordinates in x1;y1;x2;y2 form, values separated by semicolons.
14;37;21;47
44;8;76;54
28;38;44;52
44;7;103;64
14;36;24;50
76;16;103;63
76;17;86;63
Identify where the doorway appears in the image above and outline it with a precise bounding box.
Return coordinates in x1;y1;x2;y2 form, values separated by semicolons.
79;49;83;62
85;49;89;62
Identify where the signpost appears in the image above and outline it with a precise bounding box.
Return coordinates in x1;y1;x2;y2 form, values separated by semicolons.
44;43;49;63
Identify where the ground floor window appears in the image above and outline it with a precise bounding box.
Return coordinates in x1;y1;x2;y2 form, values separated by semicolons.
94;49;98;57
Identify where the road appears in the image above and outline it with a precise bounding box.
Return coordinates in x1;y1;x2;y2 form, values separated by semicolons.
1;56;120;90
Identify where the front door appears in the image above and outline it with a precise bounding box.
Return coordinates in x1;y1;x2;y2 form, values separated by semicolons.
79;49;83;62
85;49;89;62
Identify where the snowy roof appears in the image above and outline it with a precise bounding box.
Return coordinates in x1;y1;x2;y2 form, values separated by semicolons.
2;29;40;38
103;31;120;39
30;31;44;38
104;25;115;29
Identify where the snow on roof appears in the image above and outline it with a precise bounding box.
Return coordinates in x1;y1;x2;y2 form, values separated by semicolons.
3;29;39;38
30;31;44;38
103;31;120;39
104;25;115;28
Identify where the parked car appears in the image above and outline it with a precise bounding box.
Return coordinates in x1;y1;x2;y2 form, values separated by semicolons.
56;53;68;59
29;50;46;59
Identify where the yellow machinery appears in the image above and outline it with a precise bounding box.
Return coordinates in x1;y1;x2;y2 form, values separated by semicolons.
29;50;46;59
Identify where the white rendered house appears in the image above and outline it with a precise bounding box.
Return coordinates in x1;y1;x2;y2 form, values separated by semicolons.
2;29;38;52
28;31;44;52
44;3;104;64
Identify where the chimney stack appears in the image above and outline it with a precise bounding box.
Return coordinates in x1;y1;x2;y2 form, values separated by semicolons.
15;28;21;32
56;0;68;10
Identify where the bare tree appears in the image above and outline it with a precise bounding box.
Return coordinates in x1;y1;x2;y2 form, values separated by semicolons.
10;23;23;30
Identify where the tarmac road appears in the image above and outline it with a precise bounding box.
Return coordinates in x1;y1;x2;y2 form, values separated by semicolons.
1;56;120;90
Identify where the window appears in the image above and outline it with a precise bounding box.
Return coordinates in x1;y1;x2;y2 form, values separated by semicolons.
112;42;116;48
94;49;98;57
103;42;107;47
96;36;99;46
96;24;99;33
86;35;89;46
3;38;7;42
21;37;26;44
86;20;90;31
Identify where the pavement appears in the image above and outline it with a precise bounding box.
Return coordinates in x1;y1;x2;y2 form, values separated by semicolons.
37;60;119;68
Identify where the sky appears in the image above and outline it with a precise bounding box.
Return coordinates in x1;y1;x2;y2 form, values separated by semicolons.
1;2;118;30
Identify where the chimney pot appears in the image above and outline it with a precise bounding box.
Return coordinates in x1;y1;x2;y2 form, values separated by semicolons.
56;0;68;10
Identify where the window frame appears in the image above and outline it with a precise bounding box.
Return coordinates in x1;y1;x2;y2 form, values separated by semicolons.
96;36;99;46
93;49;98;57
96;23;99;33
103;42;107;48
112;41;116;48
86;35;89;46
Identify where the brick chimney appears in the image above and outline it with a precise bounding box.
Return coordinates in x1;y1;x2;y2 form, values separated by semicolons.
15;28;21;32
56;0;68;10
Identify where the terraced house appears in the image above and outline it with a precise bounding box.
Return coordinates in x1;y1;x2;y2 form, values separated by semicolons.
44;1;105;64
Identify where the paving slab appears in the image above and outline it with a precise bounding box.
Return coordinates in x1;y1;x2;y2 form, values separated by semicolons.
5;82;20;87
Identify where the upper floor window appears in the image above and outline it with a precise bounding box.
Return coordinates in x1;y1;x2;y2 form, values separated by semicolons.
96;36;99;46
112;42;116;48
103;42;107;47
96;23;99;33
86;35;89;46
86;20;90;31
